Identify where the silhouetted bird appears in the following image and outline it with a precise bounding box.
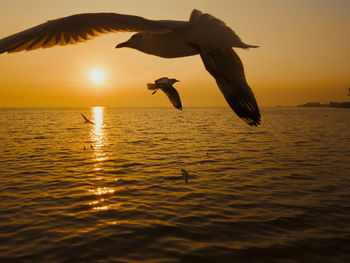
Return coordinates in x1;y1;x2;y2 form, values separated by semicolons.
81;113;94;124
148;77;182;110
0;9;260;126
181;169;189;184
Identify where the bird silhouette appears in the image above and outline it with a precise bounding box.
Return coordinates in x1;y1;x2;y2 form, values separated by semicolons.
0;9;260;126
147;77;182;110
81;113;94;124
181;169;189;184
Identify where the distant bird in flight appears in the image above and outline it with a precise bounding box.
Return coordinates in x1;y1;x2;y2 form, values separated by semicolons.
181;169;189;184
81;113;94;124
0;9;261;126
148;77;182;110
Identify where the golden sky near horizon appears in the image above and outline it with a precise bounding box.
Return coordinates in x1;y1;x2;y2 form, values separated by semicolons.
0;0;349;107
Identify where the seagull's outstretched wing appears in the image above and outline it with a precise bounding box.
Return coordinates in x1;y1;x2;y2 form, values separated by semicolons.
0;13;188;53
199;48;260;126
161;85;183;110
81;113;94;125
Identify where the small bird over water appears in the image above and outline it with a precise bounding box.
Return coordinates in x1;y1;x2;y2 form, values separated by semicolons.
181;169;189;184
0;9;260;126
148;77;182;110
81;113;94;125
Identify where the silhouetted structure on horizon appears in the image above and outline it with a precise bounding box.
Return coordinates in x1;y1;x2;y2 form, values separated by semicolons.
298;88;350;108
298;102;350;108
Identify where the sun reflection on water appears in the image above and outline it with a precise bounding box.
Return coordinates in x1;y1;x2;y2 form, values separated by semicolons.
90;107;107;171
88;107;115;212
91;107;105;148
89;187;115;195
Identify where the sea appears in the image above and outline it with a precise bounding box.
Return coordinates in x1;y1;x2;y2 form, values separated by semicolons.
0;107;349;263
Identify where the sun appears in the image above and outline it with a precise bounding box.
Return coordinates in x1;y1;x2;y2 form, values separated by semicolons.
89;69;106;85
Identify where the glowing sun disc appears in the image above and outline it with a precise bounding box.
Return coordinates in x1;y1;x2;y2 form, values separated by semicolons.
90;69;105;85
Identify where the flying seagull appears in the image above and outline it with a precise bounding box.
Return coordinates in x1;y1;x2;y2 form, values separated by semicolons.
0;9;261;126
147;77;182;110
181;169;189;184
81;113;94;124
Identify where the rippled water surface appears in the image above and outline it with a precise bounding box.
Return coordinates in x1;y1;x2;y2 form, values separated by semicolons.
1;107;350;262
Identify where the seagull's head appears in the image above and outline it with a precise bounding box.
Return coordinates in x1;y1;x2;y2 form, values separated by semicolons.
116;33;143;49
169;79;179;85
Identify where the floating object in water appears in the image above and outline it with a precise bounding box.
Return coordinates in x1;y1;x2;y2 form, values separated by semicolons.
90;144;94;150
148;77;182;110
81;113;94;125
181;169;189;183
0;9;260;126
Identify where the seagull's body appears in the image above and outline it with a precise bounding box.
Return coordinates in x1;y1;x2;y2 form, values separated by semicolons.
147;77;182;110
0;9;261;126
155;77;178;85
118;10;258;59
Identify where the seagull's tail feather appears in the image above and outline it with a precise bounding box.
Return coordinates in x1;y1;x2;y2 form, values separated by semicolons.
147;83;157;90
189;9;258;51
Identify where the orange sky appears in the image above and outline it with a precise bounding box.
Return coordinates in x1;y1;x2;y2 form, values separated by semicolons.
1;0;349;107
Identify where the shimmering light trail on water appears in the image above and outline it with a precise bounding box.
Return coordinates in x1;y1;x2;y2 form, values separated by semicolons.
0;107;349;262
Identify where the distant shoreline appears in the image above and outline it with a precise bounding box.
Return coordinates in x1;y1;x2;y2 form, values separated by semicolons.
298;102;350;108
0;105;349;109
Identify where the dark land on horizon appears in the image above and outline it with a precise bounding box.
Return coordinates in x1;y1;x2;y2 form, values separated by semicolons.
298;101;350;108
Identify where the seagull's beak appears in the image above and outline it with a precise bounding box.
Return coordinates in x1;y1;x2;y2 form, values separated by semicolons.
175;79;180;82
115;41;130;48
